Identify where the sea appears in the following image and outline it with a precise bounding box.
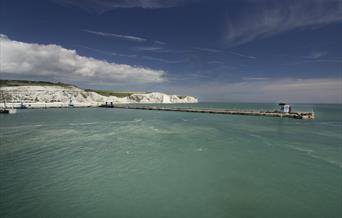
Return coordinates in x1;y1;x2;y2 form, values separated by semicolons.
0;103;341;218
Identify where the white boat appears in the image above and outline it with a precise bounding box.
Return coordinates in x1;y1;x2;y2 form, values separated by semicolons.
1;91;16;114
20;102;28;109
0;108;16;114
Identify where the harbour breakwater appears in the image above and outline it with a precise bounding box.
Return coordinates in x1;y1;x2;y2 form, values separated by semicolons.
101;105;315;120
1;102;314;120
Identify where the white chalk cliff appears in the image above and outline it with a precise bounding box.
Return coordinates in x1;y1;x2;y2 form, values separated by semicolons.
0;85;198;108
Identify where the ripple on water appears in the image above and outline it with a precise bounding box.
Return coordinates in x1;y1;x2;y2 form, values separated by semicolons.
1;105;341;218
288;145;342;168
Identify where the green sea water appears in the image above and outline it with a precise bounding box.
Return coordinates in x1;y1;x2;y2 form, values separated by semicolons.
0;103;341;218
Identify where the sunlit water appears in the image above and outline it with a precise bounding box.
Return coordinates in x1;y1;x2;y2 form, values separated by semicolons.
0;103;341;218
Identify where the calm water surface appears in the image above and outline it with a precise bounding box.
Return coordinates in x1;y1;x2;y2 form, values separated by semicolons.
0;103;341;218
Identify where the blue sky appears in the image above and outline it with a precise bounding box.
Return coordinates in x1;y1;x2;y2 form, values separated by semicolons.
0;0;341;103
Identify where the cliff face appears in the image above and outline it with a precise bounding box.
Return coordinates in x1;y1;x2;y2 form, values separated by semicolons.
0;85;198;107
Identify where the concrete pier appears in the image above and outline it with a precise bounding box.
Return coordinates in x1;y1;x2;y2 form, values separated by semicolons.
101;105;315;120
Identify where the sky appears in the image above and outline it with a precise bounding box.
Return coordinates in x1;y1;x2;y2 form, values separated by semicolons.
0;0;341;103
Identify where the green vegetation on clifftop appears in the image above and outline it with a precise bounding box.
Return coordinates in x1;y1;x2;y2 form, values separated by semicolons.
0;80;191;99
85;89;148;98
0;80;75;88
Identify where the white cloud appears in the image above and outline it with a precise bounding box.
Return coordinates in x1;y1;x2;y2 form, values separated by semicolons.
84;30;147;42
303;51;328;59
193;47;222;53
229;51;256;59
84;30;167;45
226;0;342;46
154;41;167;45
142;56;188;64
77;45;138;58
207;61;224;64
0;34;166;84
54;0;186;12
133;46;164;51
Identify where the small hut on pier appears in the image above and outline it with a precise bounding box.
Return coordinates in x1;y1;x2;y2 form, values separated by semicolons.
279;102;291;113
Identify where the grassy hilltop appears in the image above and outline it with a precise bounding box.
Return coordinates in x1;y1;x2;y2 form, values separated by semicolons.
85;89;148;98
0;80;75;88
0;80;148;98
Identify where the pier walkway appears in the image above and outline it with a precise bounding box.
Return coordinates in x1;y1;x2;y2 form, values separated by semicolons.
101;105;315;120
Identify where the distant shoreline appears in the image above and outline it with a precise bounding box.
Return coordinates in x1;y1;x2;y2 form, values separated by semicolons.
0;80;198;107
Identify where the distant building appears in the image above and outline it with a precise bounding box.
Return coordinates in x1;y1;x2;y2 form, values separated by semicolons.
279;103;291;113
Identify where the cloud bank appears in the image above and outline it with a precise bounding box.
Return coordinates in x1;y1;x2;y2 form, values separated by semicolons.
226;0;342;46
0;34;165;84
165;78;342;103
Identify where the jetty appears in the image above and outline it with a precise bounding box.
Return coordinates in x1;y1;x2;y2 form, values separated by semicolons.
101;105;315;120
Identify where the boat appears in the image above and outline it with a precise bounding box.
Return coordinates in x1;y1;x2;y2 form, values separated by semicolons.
0;108;17;114
0;91;16;114
20;102;28;109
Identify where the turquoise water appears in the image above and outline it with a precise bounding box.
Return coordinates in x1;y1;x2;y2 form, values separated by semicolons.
0;103;341;218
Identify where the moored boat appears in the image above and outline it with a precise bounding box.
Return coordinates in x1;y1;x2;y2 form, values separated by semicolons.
0;108;16;114
1;91;17;114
